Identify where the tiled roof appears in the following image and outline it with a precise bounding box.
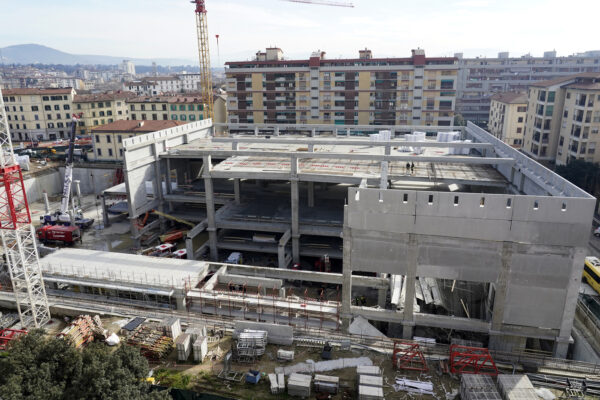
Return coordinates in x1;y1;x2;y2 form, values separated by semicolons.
73;91;136;103
2;87;74;95
490;92;527;104
91;120;186;133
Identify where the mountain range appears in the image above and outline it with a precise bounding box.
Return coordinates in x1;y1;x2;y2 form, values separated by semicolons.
0;44;197;66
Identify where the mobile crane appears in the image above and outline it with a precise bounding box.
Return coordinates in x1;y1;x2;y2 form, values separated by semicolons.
39;114;93;230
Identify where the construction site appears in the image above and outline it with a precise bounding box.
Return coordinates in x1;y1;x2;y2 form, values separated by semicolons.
1;0;600;399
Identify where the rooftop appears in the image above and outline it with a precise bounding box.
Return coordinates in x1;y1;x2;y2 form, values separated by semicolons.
73;91;136;103
2;87;74;95
92;120;186;133
128;95;206;104
530;72;600;88
490;92;527;104
40;248;206;290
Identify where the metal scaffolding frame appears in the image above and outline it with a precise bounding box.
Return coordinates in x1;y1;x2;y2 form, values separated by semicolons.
0;87;51;328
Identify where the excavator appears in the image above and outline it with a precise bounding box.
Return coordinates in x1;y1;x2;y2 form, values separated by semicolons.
39;114;94;229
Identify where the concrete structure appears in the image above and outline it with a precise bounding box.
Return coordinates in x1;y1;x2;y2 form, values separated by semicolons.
73;91;136;135
522;73;600;164
456;51;600;125
120;118;595;358
2;87;76;141
120;60;136;76
225;48;457;127
92;120;186;161
488;92;527;148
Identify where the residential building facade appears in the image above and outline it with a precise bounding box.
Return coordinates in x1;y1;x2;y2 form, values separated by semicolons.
124;74;201;96
73;91;136;135
522;73;600;164
225;48;458;127
91;120;185;161
488;92;527;148
127;94;226;125
456;51;600;125
2;87;76;141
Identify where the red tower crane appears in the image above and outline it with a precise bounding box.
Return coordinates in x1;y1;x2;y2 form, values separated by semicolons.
0;86;51;328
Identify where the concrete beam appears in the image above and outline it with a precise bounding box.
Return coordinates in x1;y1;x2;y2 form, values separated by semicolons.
217;273;283;290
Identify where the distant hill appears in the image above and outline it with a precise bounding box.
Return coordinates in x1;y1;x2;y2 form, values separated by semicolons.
0;44;197;66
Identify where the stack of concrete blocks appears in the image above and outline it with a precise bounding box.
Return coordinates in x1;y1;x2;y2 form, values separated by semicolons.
185;325;207;341
268;373;286;394
497;375;539;400
175;333;191;362
192;336;208;362
357;365;384;400
161;317;181;340
314;375;339;395
288;373;312;398
277;349;295;361
461;375;502;400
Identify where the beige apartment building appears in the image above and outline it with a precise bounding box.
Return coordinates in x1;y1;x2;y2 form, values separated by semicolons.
2;87;76;141
127;94;226;124
91;120;185;161
522;73;600;164
225;48;457;128
73;91;136;135
488;92;527;148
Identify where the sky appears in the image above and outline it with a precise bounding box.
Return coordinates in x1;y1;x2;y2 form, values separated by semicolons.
2;0;600;67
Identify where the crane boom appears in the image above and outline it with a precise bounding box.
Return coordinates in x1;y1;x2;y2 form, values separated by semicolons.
282;0;354;7
192;0;214;122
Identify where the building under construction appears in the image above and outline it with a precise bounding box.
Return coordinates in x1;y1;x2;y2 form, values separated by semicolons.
89;120;594;358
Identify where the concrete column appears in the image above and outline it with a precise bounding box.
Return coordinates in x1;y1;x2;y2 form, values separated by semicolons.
310;128;316;137
341;205;353;330
554;246;588;358
491;242;512;331
165;158;173;194
43;192;50;213
377;287;387;308
291;179;300;263
203;156;218;260
175;296;186;311
278;229;292;269
307;181;314;208
346;128;351;136
380;161;389;189
254;126;259;136
101;195;110;228
402;234;417;339
153;144;167;233
334;128;338;137
275;126;280;136
233;178;241;204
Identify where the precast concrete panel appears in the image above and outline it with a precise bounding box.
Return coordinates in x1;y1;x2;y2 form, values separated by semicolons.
127;163;156;216
417;244;501;282
350;235;410;274
503;284;565;328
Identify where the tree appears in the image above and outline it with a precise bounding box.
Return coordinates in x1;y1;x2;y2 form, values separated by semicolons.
453;113;466;127
555;159;600;195
0;330;169;400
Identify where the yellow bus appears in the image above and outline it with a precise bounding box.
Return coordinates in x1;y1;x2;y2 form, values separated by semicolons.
584;256;600;295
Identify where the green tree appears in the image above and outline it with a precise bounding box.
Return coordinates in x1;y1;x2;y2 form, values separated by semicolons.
555;159;600;195
0;330;169;400
453;113;466;127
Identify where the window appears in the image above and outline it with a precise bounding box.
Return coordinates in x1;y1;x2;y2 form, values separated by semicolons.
130;105;135;111
95;135;100;143
119;149;123;157
44;105;51;111
179;105;185;111
54;105;59;111
188;105;194;111
64;104;70;110
131;114;137;120
77;104;81;109
180;115;186;121
162;114;168;119
548;91;555;102
47;114;52;120
189;114;196;121
98;102;103;108
517;106;527;112
141;114;147;120
31;106;38;111
170;105;176;111
108;149;113;157
141;104;146;111
97;148;102;156
171;114;178;120
516;127;522;133
117;135;122;143
36;124;40;129
106;135;111;143
545;105;553;116
92;111;96;117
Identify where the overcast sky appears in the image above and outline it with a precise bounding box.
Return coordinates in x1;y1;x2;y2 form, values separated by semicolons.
2;0;599;66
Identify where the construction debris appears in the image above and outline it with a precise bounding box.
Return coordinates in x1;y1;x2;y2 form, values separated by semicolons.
126;325;174;360
288;373;312;398
277;356;373;375
348;316;386;338
393;378;434;395
58;315;104;348
232;329;268;363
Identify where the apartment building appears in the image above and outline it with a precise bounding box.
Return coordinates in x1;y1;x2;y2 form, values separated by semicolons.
522;73;600;164
2;87;76;141
73;91;136;135
124;74;201;96
488;92;527;148
225;48;457;127
91;120;185;161
456;51;600;125
127;94;227;124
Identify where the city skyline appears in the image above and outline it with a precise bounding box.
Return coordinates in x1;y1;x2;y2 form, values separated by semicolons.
2;0;599;67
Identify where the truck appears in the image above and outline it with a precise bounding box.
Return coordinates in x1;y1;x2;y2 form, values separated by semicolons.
36;225;82;246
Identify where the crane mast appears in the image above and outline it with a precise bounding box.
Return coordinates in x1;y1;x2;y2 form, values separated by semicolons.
192;0;214;122
58;114;81;220
0;86;51;328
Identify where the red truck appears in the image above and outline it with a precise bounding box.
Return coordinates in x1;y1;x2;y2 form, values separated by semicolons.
36;225;82;246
